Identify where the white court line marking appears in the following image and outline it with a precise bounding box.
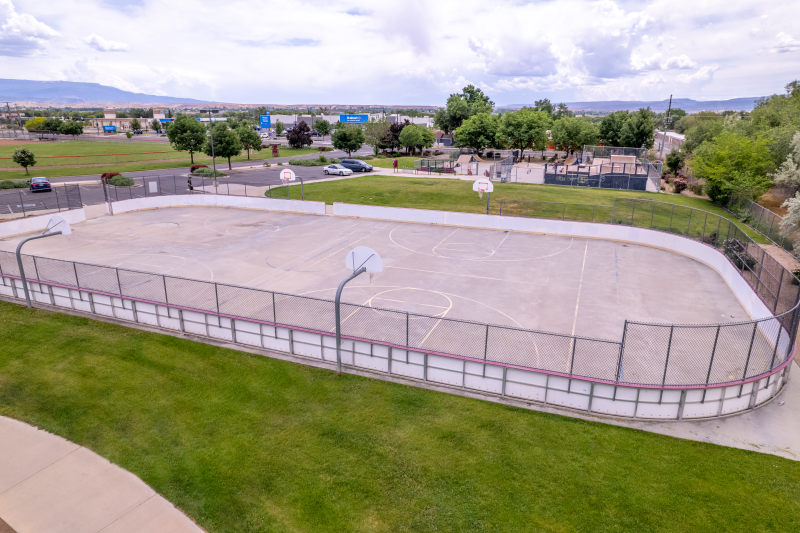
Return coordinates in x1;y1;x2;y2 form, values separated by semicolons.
372;297;449;309
479;231;512;259
384;265;545;286
245;222;388;286
571;240;589;337
431;228;460;256
389;223;574;262
260;222;394;291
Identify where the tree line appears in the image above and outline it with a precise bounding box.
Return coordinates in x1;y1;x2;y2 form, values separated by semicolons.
435;85;656;158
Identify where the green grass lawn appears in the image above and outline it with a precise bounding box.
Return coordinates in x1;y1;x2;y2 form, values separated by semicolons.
0;144;320;180
291;175;767;242
368;156;419;169
1;301;798;532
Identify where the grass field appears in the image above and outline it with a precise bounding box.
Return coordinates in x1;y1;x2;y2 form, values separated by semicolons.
1;301;798;532
286;175;768;243
0;140;320;179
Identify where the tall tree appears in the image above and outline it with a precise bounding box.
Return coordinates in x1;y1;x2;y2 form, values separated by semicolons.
496;108;551;158
398;125;423;155
287;121;313;148
434;84;494;133
553;103;574;119
274;120;286;135
364;117;391;155
388;120;410;152
331;123;365;156
313;119;331;140
150;118;163;133
130;118;141;131
12;148;36;174
690;132;774;203
58;120;84;138
203;123;243;170
237;127;263;159
166;114;207;164
618;108;655;148
599;111;629;147
453;113;500;153
771;132;800;196
550;117;599;152
533;99;554;117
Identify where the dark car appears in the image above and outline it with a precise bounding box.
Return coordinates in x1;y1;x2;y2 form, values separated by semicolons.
133;129;143;135
29;177;51;192
339;159;373;172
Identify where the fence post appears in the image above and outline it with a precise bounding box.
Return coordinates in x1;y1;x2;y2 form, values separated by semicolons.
569;337;577;376
162;275;168;304
406;312;410;347
662;325;675;387
774;269;785;313
214;282;220;314
272;292;277;325
741;322;759;380
703;325;721;392
115;268;122;295
615;320;628;382
73;262;80;289
484;324;489;362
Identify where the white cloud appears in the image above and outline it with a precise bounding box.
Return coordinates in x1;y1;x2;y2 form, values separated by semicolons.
676;65;719;83
84;33;129;52
770;32;800;53
632;53;662;70
640;73;665;89
469;37;559;77
0;0;59;57
662;55;697;69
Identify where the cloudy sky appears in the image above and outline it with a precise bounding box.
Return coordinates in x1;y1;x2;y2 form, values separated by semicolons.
1;0;799;105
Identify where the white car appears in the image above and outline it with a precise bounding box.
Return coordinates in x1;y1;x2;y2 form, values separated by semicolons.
323;164;353;176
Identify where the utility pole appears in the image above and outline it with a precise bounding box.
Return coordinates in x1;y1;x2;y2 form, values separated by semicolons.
4;102;17;137
659;94;673;158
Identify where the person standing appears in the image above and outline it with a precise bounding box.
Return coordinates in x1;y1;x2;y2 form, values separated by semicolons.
188;176;194;193
393;158;398;173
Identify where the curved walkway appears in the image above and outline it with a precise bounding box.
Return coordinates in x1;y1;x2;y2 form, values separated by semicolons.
0;417;202;533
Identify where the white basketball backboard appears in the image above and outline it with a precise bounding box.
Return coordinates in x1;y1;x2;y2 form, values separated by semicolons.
345;246;383;273
280;169;296;181
46;215;72;236
473;179;493;193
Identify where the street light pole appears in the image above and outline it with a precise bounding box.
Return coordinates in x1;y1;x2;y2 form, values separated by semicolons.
199;109;220;188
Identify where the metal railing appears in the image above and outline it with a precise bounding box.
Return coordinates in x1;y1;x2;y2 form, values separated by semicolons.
0;184;82;219
1;195;797;389
103;174;297;202
727;197;797;255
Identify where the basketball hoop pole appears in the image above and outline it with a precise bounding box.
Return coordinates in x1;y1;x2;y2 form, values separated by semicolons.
16;231;63;308
486;191;490;214
334;266;367;374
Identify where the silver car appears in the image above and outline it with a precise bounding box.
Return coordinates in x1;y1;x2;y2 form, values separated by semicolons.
323;164;353;176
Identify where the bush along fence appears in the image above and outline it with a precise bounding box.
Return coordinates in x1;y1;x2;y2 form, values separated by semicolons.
0;194;797;419
0;184;82;219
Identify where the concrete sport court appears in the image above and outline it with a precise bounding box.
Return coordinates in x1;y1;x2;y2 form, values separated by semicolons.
0;206;750;341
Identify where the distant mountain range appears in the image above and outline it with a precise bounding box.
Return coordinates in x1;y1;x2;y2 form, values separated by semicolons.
0;79;209;105
499;97;763;113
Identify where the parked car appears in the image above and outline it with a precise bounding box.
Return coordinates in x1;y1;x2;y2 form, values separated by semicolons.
133;129;143;135
310;130;319;136
29;177;51;192
323;164;353;176
339;159;373;172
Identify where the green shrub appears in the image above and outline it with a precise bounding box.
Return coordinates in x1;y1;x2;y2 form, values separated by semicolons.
288;158;328;166
0;180;14;189
192;168;227;177
13;180;28;188
374;154;387;159
108;176;135;187
318;155;328;163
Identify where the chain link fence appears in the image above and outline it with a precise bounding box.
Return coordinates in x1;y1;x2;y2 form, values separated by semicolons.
103;174;298;202
1;233;796;388
727;197;798;256
0;183;82;220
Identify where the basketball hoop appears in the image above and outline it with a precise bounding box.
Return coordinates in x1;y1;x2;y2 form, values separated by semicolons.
280;169;296;182
473;179;494;213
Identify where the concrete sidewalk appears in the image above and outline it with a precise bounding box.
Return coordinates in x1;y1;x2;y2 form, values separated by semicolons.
0;417;203;533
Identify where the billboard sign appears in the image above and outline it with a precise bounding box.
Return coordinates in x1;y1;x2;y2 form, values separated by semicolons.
158;118;174;123
340;114;369;124
103;125;117;132
259;115;271;129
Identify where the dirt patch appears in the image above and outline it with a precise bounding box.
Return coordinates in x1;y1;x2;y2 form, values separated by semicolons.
757;192;789;216
760;244;800;272
0;139;38;146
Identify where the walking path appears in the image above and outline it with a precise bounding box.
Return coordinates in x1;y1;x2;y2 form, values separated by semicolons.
0;417;203;533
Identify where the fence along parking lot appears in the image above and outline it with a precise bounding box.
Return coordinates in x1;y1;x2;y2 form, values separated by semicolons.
0;183;82;219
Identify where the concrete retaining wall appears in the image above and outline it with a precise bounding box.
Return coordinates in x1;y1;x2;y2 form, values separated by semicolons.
111;195;326;216
0;208;86;239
